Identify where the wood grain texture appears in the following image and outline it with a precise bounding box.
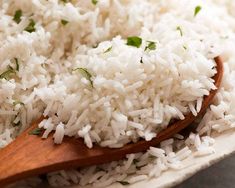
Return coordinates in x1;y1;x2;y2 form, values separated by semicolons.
0;57;223;187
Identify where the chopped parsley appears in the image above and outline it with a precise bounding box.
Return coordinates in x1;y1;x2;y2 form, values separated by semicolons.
0;58;19;80
13;58;19;71
13;9;22;24
92;0;98;5
13;100;24;106
103;46;112;53
145;41;156;51
61;19;69;25
126;36;142;48
73;68;93;87
183;45;187;50
149;155;156;159
176;26;183;36
0;66;15;80
24;19;36;33
194;6;202;17
29;128;43;135
117;181;130;185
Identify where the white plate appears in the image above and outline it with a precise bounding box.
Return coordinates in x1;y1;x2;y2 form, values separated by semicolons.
70;130;235;188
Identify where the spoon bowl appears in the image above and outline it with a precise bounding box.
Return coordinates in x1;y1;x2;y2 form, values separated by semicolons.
0;57;223;187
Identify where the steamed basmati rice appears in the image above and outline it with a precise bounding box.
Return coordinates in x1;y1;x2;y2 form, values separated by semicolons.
1;0;235;187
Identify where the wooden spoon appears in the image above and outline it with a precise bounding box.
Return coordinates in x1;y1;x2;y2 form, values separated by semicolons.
0;57;223;187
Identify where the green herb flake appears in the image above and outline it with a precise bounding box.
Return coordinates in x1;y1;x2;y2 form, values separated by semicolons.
14;58;19;71
0;58;20;80
103;46;112;53
194;6;202;17
61;19;69;25
149;155;156;159
145;41;156;51
0;66;16;80
61;0;69;3
8;65;14;71
73;68;93;87
92;0;98;5
13;9;22;24
183;45;187;50
117;181;130;185
176;26;183;36
13;100;24;106
126;36;142;48
24;19;36;33
29;128;43;135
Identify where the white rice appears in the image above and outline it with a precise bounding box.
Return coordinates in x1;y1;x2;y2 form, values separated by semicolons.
1;0;235;187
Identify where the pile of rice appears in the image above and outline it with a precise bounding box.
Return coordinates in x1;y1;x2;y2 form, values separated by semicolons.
0;0;235;187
